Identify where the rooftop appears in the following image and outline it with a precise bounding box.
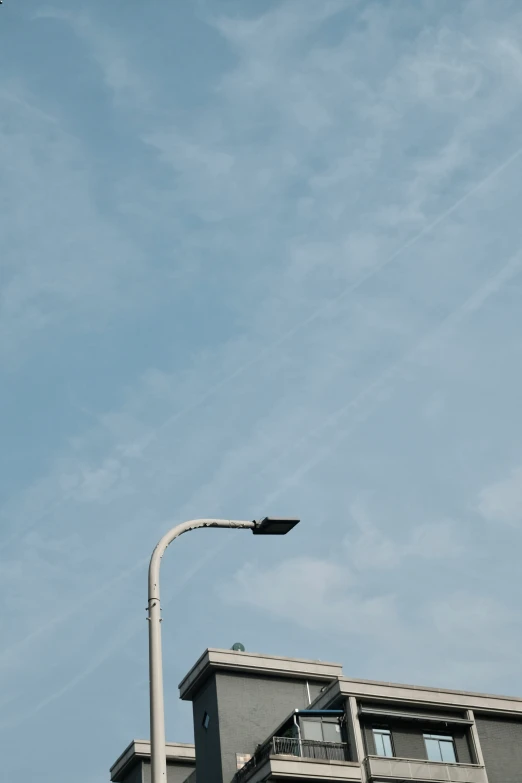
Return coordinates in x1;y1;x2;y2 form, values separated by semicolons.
110;740;195;782
179;647;343;700
311;675;522;715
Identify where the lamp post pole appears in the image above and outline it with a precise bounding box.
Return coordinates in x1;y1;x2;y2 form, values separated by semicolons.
147;517;299;783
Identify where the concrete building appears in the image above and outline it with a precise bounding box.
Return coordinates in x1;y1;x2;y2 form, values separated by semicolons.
110;647;522;783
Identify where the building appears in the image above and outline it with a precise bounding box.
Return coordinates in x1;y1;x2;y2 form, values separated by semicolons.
110;647;522;783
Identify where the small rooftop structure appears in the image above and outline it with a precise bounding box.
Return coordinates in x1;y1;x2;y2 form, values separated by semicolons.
110;740;195;782
179;647;343;700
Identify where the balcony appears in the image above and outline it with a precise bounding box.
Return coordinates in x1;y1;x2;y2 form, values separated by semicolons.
236;737;360;782
272;737;350;762
365;755;488;783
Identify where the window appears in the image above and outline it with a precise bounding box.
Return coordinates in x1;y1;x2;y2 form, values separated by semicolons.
202;711;210;730
322;722;341;743
373;728;394;758
423;734;457;763
301;719;323;742
301;718;342;743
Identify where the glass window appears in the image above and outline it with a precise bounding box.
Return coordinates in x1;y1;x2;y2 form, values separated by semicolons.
322;721;341;743
301;719;323;742
373;728;394;758
423;734;456;763
300;718;342;743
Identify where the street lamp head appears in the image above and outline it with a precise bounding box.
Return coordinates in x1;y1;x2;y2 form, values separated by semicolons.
252;517;300;535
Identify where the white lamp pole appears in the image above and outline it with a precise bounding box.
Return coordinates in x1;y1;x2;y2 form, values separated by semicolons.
147;516;299;783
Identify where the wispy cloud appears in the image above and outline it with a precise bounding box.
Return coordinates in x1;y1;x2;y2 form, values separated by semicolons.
221;500;463;638
0;84;147;364
3;0;522;779
33;8;150;107
221;554;401;638
222;500;519;687
346;499;461;570
477;467;522;525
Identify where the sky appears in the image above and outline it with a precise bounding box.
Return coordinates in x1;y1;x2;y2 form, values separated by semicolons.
1;0;522;780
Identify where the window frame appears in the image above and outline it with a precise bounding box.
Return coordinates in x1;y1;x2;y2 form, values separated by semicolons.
372;726;395;758
300;716;343;744
423;733;457;763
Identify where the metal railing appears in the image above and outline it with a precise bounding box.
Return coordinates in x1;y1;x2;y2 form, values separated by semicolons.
235;737;349;782
272;736;349;761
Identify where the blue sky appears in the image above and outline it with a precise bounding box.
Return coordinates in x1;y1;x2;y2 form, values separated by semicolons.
2;0;522;780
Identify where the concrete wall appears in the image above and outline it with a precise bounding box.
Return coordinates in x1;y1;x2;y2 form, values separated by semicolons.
362;702;467;720
141;760;194;783
361;719;472;763
476;715;522;783
192;676;222;783
213;671;329;783
120;765;143;783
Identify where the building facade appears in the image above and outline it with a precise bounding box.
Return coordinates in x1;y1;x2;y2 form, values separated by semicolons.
110;647;522;783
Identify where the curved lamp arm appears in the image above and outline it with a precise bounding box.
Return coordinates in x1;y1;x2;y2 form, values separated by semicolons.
148;518;255;602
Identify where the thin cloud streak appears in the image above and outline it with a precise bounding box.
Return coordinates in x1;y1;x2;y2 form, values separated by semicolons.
0;541;225;728
124;141;522;455
17;244;515;698
0;557;148;673
3;4;522;778
261;249;522;504
2;140;520;551
2;180;519;689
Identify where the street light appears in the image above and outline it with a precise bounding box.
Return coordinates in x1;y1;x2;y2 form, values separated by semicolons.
252;517;300;535
147;516;300;783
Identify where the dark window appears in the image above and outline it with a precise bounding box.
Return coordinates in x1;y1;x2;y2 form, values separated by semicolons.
202;712;210;730
301;719;323;741
423;733;457;763
322;721;341;743
373;728;394;758
301;718;342;743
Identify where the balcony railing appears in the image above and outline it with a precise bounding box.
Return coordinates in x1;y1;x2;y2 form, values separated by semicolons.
365;755;488;782
235;737;350;782
272;736;349;761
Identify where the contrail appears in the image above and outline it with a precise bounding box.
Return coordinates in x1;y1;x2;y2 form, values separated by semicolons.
260;250;522;505
0;541;225;728
0;556;148;670
118;142;522;456
1;142;521;548
4;251;520;720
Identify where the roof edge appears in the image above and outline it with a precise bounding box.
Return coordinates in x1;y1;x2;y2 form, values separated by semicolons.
110;740;195;781
179;648;343;701
310;676;522;716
